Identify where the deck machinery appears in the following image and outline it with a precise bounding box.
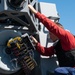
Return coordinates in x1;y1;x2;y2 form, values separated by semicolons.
0;0;59;75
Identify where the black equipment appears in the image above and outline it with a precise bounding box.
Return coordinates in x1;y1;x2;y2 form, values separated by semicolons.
7;33;37;75
7;0;26;10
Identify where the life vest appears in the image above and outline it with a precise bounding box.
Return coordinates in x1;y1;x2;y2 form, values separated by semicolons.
54;40;75;67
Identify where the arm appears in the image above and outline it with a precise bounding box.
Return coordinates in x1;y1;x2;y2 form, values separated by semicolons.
28;5;75;50
28;5;71;40
30;36;55;56
36;43;55;56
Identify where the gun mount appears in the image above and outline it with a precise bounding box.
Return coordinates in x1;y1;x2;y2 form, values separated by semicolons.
0;0;60;75
0;0;40;75
0;0;39;34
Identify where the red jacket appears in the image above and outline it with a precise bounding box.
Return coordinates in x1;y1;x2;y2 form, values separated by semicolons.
35;12;75;56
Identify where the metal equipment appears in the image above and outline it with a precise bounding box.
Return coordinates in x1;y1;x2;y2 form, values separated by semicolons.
0;0;41;75
7;33;37;75
0;0;59;75
7;0;26;10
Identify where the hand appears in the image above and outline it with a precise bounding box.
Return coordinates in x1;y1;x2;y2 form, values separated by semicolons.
30;36;38;46
28;4;37;14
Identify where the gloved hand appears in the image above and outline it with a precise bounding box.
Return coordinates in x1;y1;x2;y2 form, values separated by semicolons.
30;36;38;46
28;4;37;14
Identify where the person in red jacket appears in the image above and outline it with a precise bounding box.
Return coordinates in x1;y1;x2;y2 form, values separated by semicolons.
28;4;75;75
